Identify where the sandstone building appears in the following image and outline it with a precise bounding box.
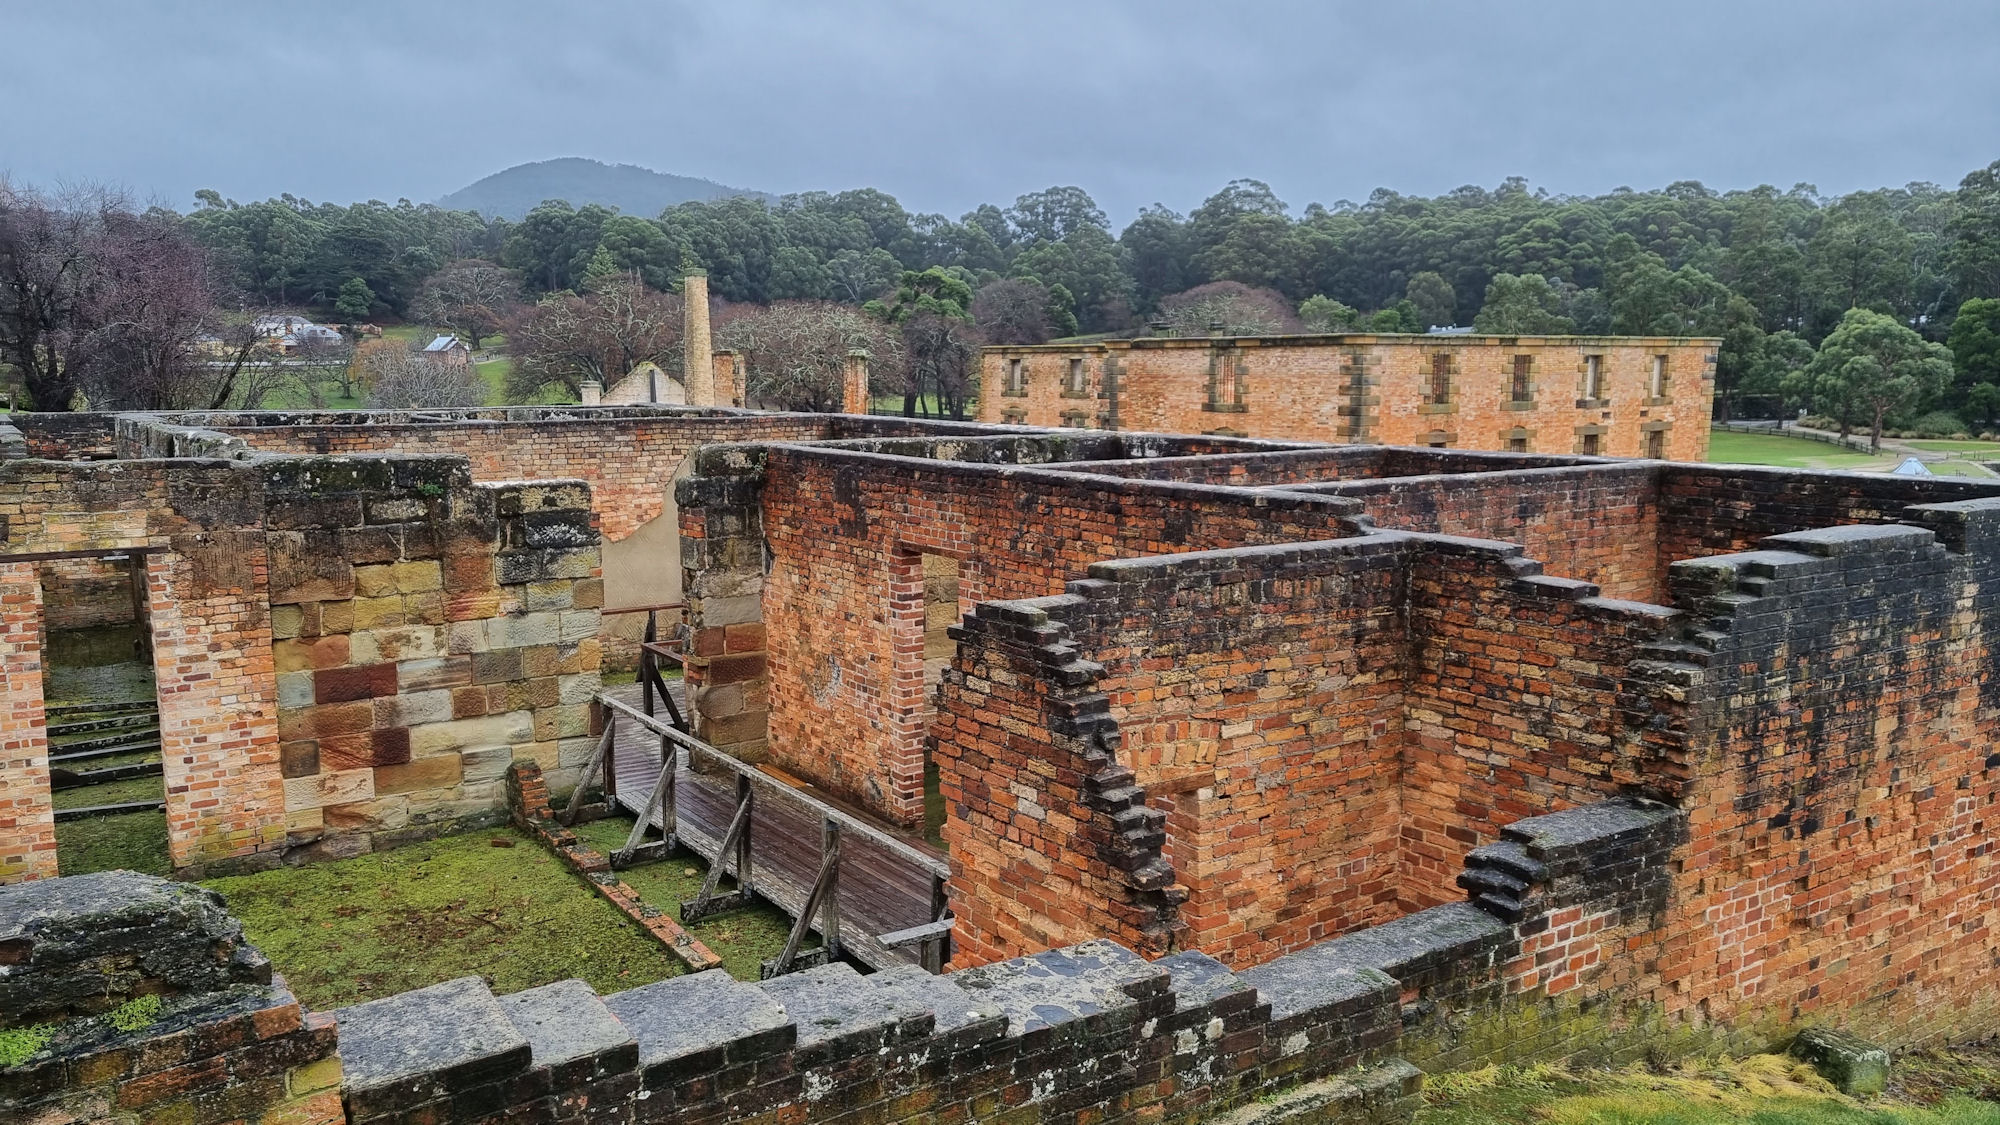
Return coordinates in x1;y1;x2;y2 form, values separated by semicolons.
3;376;1999;1123
978;333;1718;459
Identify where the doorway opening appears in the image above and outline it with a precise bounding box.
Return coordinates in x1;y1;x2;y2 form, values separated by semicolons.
40;554;168;876
919;553;960;848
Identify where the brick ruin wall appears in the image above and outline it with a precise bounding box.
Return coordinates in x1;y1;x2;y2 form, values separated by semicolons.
934;488;2000;1049
979;334;1716;460
936;532;1683;968
677;440;1363;825
0;451;606;876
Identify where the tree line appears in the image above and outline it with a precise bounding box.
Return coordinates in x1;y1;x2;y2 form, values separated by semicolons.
5;162;2000;442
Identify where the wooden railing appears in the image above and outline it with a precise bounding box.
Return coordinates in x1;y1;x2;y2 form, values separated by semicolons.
584;692;956;977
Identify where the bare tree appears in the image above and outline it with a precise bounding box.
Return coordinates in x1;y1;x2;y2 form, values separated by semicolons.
365;347;487;408
0;181;119;409
1158;281;1303;337
410;259;522;350
970;278;1055;345
719;301;901;412
507;274;681;401
280;334;358;407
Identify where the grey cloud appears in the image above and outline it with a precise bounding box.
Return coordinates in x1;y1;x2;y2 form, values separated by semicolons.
2;0;1995;223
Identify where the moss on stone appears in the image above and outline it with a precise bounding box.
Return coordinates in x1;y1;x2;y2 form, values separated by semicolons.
0;1023;55;1067
201;828;683;1009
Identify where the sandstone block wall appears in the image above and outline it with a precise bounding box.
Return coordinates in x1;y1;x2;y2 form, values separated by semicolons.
262;458;604;860
981;334;1717;460
0;451;606;880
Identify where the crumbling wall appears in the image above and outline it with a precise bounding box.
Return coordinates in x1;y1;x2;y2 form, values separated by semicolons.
681;442;1363;824
0;452;606;879
1397;536;1686;911
1297;463;1663;601
2;800;1694;1125
1654;463;2000;586
0;872;343;1125
1652;503;2000;1043
1055;540;1412;965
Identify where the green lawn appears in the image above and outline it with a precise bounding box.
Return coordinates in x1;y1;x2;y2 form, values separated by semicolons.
1707;431;1897;472
1418;1053;2000;1125
570;816;807;981
201;828;685;1009
1906;439;2000;455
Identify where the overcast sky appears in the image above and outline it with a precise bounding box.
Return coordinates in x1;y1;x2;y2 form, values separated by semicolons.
5;0;1997;224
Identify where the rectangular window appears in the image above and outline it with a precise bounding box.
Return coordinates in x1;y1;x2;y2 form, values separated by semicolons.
1651;355;1669;398
1006;358;1025;396
1429;354;1451;403
1066;357;1086;394
1511;355;1532;403
1584;355;1603;400
1508;436;1529;453
1646;430;1666;459
1581;432;1602;456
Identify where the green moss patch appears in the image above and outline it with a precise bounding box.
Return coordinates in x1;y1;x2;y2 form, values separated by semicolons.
570;817;808;981
55;810;172;877
1417;1054;2000;1125
201;828;683;1009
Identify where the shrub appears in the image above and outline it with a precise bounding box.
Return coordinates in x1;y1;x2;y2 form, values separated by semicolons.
1904;411;1971;439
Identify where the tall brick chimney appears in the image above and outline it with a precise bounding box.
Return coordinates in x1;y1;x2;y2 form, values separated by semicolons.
842;349;870;415
683;270;714;406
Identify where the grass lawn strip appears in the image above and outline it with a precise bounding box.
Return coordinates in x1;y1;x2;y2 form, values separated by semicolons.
200;827;683;1009
572;815;811;981
1417;1052;2000;1125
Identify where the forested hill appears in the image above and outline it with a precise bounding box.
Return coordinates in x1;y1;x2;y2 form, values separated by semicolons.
437;158;765;219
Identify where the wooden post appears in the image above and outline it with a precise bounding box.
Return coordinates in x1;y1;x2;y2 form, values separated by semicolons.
558;718;615;827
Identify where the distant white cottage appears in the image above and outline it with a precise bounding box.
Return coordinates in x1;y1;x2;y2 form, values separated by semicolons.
251;315;342;353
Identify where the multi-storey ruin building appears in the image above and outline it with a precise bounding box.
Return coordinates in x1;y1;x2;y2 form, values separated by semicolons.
977;333;1718;459
2;317;1997;1124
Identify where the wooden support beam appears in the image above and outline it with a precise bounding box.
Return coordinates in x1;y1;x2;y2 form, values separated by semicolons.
558;718;616;827
681;774;757;923
763;818;841;978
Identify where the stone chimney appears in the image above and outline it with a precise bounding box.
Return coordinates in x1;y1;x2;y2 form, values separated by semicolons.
683;270;714;406
718;349;747;407
842;349;871;415
578;380;602;406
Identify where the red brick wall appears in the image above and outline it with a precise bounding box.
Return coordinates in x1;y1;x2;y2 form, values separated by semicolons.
36;556;138;630
1066;540;1411;964
1655;464;2000;588
936;599;1183;964
1647;507;2000;1041
0;565;53;882
146;538;290;868
1398;539;1685;911
701;446;1362;824
1313;463;1663;602
199;413;838;543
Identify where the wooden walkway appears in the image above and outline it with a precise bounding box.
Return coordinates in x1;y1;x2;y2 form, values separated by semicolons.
600;682;947;971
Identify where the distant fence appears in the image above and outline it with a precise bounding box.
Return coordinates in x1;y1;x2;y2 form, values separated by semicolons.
1713;420;1880;454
